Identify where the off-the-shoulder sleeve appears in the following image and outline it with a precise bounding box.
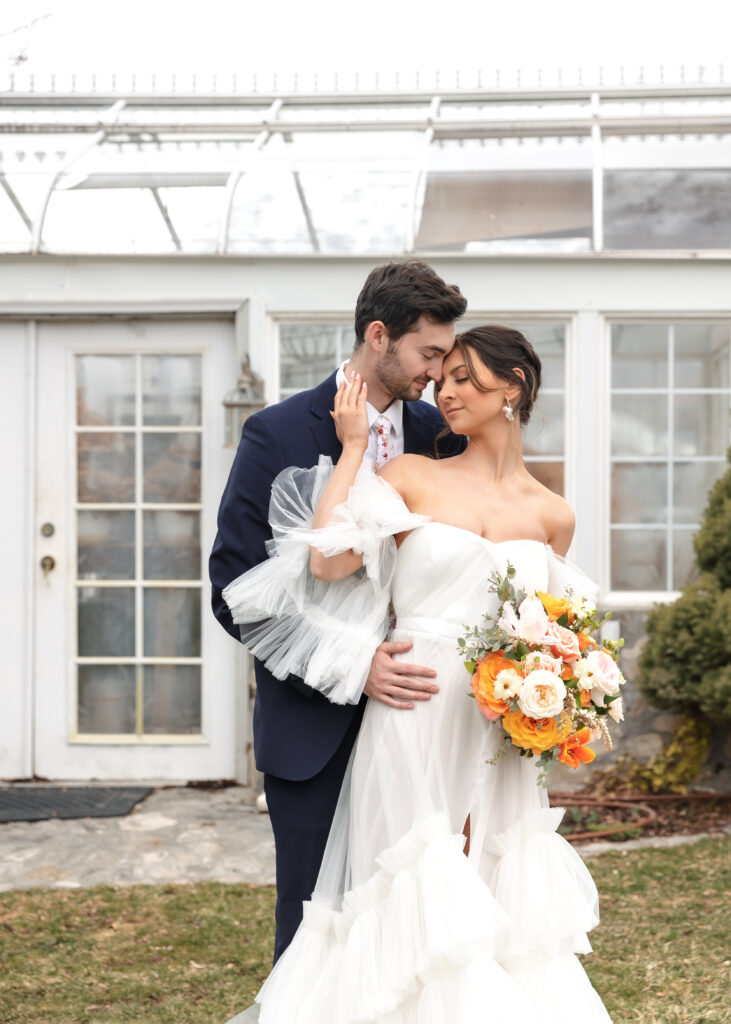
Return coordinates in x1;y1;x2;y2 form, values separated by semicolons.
222;456;428;705
545;548;600;604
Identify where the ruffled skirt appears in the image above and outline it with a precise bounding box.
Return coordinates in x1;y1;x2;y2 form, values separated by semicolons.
230;625;612;1024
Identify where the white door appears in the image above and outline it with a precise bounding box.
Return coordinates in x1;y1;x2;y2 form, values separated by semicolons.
34;318;240;781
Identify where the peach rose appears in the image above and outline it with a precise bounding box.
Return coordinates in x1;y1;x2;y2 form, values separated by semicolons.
502;708;573;755
471;651;510;721
522;651;563;677
517;670;567;719
543;621;581;662
536;590;574;623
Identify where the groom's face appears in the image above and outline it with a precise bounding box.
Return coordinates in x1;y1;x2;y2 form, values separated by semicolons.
375;317;456;402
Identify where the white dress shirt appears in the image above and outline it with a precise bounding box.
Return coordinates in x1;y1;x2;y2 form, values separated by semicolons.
335;363;404;472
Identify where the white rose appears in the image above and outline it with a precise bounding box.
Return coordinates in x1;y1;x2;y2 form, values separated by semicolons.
607;696;624;722
576;649;622;707
494;668;524;700
517;669;567;719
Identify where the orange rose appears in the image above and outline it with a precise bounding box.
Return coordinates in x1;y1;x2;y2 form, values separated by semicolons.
536;590;574;623
471;652;510;721
544;621;581;662
578;632;597;652
502;708;573;755
558;728;596;768
579;688;592;707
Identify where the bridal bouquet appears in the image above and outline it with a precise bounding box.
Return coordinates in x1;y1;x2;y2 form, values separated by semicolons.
458;565;625;782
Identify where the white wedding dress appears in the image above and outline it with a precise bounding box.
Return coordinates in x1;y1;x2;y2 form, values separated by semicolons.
223;458;612;1024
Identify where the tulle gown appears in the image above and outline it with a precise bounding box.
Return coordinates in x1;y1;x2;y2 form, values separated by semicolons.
223;458;612;1024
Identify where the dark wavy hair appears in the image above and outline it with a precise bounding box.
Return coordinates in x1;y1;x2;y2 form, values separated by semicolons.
354;260;467;346
437;325;542;427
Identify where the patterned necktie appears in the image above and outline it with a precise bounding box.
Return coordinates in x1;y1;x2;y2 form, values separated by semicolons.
374;414;396;471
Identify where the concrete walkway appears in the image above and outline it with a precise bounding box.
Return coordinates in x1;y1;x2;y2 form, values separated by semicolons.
0;785;727;892
0;786;275;892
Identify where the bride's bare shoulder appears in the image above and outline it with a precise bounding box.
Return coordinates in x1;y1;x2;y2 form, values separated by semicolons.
378;454;439;499
531;481;575;554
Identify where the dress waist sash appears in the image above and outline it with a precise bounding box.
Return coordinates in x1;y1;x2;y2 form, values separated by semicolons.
394;615;464;641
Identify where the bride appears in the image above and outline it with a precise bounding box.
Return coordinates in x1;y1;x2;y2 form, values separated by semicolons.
223;326;612;1023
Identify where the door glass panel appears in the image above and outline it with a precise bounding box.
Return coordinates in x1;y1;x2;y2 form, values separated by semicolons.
76;355;136;426
611;324;668;389
611;529;667;591
611;395;668;456
77;433;135;502
74;352;203;738
144;511;201;579
674;394;731;458
673;461;727;524
675;323;731;388
78;666;136;734
142;355;202;426
78;510;135;580
143;666;202;734
611;464;667;524
522;393;564;456
78;587;135;657
143;434;201;503
144;588;201;657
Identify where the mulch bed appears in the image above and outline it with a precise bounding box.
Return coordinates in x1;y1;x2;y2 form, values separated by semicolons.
549;792;731;843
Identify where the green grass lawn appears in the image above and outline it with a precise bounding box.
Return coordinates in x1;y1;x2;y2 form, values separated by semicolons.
0;838;728;1024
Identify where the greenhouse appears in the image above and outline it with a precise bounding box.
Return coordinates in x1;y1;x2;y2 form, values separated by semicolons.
1;72;729;782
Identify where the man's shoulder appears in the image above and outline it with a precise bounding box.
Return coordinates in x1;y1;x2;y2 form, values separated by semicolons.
407;398;443;425
249;374;336;428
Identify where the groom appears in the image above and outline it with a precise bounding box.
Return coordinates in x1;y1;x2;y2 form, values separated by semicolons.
210;260;467;962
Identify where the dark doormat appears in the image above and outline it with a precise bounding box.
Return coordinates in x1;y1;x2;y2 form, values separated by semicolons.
0;786;152;823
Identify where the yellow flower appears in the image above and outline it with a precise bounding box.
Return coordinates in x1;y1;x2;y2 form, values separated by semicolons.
502;708;573;755
536;590;574;623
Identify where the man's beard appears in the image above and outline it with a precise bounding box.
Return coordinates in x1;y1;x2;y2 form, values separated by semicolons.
375;344;425;402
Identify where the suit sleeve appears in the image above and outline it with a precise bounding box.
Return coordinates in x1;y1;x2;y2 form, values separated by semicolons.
209;412;285;642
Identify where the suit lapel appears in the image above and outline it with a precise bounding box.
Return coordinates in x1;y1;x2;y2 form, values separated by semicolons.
309;372;342;460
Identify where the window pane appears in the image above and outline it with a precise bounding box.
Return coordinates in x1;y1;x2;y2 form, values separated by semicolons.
77;433;135;502
78;665;136;734
611;530;667;591
280;324;344;392
675;323;731;388
78;587;135;657
522;394;564;456
417;170;592;250
461;321;566;389
674;394;731;457
605;170;731;249
143;665;201;734
144;511;201;580
673;461;727;524
143;434;201;503
526;461;564;496
76;356;135;426
611;324;668;389
611;464;667;523
611;395;668;456
673;529;701;589
77;510;135;580
143;588;201;657
142;355;202;426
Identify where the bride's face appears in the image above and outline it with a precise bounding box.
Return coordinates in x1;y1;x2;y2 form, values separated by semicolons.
437;346;517;434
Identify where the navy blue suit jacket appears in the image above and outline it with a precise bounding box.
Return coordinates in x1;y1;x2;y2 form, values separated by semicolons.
210;372;463;781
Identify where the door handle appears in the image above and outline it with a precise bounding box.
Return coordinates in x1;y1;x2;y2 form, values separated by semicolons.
40;555;56;581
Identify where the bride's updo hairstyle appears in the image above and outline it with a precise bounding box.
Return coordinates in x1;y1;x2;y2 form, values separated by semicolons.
451;325;542;426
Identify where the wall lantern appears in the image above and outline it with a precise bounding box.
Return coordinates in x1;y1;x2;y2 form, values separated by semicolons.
223;355;267;447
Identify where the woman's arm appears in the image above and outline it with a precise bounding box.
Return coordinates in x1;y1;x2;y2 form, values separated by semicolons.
310;374;370;581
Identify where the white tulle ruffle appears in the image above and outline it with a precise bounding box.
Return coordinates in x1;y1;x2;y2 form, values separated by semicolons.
252;810;609;1024
222;456;427;705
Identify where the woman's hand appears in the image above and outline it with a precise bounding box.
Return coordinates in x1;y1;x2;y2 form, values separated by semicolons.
331;373;369;452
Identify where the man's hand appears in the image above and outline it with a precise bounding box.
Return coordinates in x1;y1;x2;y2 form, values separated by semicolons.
364;641;439;709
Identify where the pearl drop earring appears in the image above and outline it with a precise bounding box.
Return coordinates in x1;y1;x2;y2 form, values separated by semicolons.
502;396;515;423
